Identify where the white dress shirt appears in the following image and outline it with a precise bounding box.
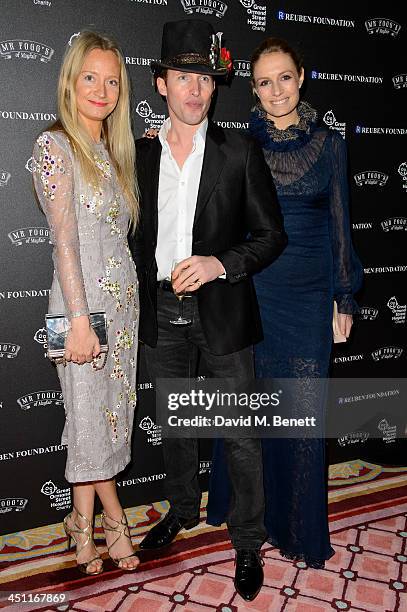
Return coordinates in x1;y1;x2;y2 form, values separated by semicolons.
156;117;207;281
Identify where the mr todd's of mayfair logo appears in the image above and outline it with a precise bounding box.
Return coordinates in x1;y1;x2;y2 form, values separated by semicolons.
398;162;407;190
0;40;54;62
354;171;388;187
365;18;401;37
0;498;28;513
8;227;51;246
338;432;369;447
233;60;251;77
387;297;406;325
359;307;379;321
0;171;11;186
0;343;20;359
323;110;345;139
393;74;407;89
139;416;162;446
180;0;228;18
371;347;403;361
381;217;407;232
17;390;63;410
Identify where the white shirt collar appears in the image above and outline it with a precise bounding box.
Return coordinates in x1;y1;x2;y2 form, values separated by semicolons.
158;117;208;150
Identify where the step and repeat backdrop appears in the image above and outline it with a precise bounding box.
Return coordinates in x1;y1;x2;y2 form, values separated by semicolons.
0;1;406;534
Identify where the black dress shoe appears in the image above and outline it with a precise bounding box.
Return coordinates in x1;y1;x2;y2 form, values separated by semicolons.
139;512;199;550
234;549;264;601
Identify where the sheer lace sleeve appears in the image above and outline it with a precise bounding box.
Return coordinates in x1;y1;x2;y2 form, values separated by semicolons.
33;132;89;320
328;132;363;314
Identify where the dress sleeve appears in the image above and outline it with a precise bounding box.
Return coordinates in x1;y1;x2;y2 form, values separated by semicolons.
328;131;363;314
33;132;89;320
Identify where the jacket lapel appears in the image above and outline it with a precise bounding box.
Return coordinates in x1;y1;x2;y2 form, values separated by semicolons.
143;137;162;236
193;121;226;226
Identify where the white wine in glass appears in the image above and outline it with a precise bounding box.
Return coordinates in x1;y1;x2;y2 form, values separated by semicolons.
170;260;192;325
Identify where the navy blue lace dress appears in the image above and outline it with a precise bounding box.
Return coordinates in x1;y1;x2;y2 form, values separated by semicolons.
207;102;363;567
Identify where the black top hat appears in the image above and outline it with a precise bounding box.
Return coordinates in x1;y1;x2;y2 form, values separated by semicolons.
151;19;231;77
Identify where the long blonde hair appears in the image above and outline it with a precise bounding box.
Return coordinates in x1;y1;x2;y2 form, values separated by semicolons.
51;31;139;225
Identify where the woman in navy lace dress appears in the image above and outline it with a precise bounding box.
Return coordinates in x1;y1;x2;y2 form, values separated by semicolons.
207;38;363;568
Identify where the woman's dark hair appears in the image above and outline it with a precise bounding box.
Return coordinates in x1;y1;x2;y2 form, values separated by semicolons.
250;37;303;81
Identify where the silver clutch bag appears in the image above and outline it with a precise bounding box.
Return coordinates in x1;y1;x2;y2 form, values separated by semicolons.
45;311;108;359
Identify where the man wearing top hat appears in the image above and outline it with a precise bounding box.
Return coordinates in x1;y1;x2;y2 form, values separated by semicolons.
130;19;286;601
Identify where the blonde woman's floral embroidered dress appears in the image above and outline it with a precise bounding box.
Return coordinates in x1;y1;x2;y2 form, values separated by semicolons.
33;131;138;483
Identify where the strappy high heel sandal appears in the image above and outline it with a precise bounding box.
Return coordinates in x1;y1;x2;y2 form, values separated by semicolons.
101;511;140;571
63;507;103;576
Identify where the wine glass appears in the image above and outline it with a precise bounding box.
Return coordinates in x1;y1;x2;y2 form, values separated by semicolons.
170;260;192;325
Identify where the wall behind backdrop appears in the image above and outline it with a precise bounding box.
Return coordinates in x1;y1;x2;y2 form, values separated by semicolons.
0;0;406;535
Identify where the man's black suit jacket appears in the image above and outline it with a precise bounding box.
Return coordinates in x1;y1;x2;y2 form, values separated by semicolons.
129;121;287;356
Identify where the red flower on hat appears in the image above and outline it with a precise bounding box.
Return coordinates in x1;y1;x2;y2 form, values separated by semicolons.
219;47;232;72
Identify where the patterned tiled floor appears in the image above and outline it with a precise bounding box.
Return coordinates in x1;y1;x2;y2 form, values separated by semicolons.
0;461;406;611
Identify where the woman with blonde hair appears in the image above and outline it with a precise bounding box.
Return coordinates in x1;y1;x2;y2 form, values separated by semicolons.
33;31;140;574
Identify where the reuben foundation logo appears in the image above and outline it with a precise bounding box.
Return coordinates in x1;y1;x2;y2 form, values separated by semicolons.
239;1;266;32
0;498;28;513
352;222;373;230
311;71;383;84
333;354;364;364
364;265;407;274
17;390;63;410
381;217;407;232
180;0;228;18
387;297;406;325
354;171;388;187
355;125;407;135
0;343;20;359
41;480;71;511
365;18;401;37
125;56;156;67
118;473;166;488
359;307;379;321
139;416;162;446
234;60;251;77
216;120;249;130
377;419;396;443
8;227;51;246
323;110;345;139
398;162;407;190
278;11;355;28
0;40;54;62
0;111;57;122
0;288;51;300
136;100;165;130
0;171;11;186
371;347;403;361
393;74;407;89
0;444;66;462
